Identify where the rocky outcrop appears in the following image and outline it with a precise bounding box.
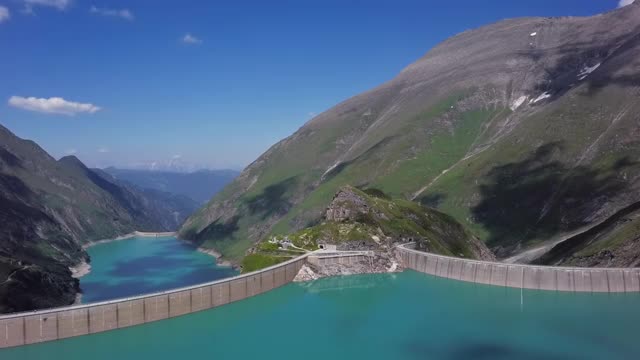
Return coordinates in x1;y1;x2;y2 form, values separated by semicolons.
293;251;402;282
325;187;371;222
249;186;495;272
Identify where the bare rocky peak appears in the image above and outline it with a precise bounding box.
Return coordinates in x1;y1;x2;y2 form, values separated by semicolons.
325;187;369;222
293;3;640;165
401;3;640;84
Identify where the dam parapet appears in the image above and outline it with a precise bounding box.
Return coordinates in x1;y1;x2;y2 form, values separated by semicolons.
4;245;640;349
0;253;309;348
397;243;640;293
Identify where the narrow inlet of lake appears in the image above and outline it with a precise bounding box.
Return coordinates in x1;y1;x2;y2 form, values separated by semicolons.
79;235;237;303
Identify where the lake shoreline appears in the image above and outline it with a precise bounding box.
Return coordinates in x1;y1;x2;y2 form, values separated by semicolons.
70;231;178;281
70;260;92;279
196;247;236;269
82;231;177;250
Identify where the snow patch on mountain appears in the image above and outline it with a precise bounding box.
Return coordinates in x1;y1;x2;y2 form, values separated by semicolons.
530;92;552;104
578;63;601;80
510;95;528;110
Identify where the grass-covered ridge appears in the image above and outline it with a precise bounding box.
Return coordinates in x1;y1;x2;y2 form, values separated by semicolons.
181;7;640;267
242;186;494;272
179;88;506;264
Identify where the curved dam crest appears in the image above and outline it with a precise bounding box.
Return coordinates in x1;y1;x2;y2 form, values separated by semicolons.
397;244;640;292
2;245;640;349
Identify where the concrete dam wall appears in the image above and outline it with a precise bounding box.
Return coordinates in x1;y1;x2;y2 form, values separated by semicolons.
4;245;640;349
307;251;374;266
397;244;640;293
0;254;308;348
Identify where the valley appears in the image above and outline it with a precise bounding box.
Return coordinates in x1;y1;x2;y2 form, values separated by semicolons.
0;125;232;313
2;2;640;358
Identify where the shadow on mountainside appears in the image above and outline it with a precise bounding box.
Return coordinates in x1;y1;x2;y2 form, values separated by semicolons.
524;26;640;100
321;136;397;184
472;142;635;254
0;147;23;168
245;176;298;220
182;215;241;247
418;192;447;208
534;200;640;265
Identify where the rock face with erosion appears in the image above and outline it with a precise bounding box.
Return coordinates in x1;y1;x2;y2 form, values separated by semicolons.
293;251;403;282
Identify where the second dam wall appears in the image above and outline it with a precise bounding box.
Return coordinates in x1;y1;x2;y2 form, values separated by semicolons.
397;244;640;293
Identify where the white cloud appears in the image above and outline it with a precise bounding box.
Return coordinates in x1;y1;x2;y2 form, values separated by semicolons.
619;0;635;7
8;96;101;115
0;6;10;23
65;148;77;155
182;33;202;45
23;0;71;11
308;112;317;118
97;147;109;153
90;5;134;21
171;154;182;160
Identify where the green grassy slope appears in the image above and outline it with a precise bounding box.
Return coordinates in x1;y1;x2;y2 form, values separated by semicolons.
418;87;640;257
181;90;505;261
181;5;640;266
243;186;494;271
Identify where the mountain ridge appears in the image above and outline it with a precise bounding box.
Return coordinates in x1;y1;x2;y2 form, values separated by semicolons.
103;167;239;204
181;4;640;267
0;124;196;313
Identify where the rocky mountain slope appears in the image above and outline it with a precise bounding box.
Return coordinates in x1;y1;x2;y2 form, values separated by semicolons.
243;186;494;272
0;124;193;313
181;3;640;267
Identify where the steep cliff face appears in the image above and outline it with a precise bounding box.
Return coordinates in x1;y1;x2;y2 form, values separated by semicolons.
0;124;192;313
181;3;640;266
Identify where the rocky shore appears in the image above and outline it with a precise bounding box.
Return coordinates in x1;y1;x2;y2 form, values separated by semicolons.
70;231;175;280
197;247;236;268
70;260;92;279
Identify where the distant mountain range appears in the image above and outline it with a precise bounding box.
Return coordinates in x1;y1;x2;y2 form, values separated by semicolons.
181;3;640;267
0;124;201;313
103;168;239;204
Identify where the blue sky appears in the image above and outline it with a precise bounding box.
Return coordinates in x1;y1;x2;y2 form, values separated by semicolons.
0;0;628;170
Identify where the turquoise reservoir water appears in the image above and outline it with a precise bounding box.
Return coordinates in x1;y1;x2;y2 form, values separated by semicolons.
80;236;237;302
3;271;640;359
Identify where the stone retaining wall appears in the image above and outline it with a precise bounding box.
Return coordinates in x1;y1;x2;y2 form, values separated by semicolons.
0;255;308;348
133;231;177;237
307;252;373;266
397;244;640;292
